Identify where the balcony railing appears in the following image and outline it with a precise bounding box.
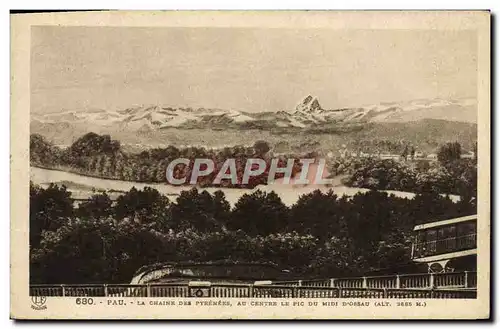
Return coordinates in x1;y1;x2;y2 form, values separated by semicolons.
30;271;477;298
412;233;477;259
270;271;476;290
30;284;476;299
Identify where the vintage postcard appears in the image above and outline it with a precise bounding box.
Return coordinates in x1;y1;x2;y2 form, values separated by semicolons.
10;11;490;319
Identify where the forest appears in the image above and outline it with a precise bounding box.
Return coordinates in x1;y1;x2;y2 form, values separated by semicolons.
29;132;478;284
30;182;476;284
30;133;302;188
333;142;477;198
31;133;477;198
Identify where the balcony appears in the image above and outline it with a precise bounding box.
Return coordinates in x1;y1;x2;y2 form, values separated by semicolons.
412;233;477;259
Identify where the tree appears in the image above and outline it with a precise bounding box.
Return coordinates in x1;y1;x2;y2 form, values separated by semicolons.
114;187;170;226
213;190;231;229
31;218;111;284
288;189;343;240
170;188;230;232
444;159;477;212
259;232;318;273
30;182;73;247
253;140;270;156
410;192;462;225
437;142;462;165
410;146;416;160
312;236;368;277
30;217;167;284
229;190;288;236
77;192;113;220
343;191;394;253
401;145;409;161
30;134;62;166
66;132;121;158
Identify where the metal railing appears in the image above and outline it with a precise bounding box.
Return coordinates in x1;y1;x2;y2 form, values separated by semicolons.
211;284;251;298
30;283;476;299
30;272;477;299
107;285;148;297
340;288;476;299
271;271;476;290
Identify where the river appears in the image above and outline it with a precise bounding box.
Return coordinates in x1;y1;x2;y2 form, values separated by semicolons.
29;166;459;207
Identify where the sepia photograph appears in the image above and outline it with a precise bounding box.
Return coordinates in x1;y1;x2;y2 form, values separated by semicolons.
10;10;490;319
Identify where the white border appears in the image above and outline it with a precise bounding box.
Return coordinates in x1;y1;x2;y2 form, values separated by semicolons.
3;1;497;327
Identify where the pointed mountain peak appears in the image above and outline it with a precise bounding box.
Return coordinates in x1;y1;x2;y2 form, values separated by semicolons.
295;95;323;113
302;95;314;105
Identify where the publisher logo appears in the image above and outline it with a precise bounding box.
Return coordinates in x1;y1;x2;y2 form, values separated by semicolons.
31;296;47;310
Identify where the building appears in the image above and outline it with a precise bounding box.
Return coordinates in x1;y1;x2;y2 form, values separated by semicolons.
461;151;476;159
411;214;477;273
427;153;438;160
131;261;295;284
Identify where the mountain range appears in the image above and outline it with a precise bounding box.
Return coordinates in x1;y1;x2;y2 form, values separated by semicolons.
31;96;477;135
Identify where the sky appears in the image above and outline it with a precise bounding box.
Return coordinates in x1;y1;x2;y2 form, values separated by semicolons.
31;26;477;113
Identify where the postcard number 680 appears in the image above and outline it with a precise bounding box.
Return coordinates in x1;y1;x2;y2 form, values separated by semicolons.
76;298;94;305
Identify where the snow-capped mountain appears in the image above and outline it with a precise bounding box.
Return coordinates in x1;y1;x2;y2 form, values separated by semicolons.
295;95;324;114
285;95;477;125
31;96;477;135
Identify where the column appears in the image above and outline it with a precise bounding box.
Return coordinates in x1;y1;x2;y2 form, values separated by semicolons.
330;278;336;288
